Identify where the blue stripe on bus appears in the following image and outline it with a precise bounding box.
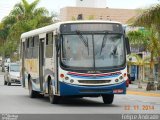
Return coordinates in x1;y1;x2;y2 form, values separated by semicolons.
59;81;126;96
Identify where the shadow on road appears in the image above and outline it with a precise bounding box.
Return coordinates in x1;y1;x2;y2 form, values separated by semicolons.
0;84;21;87
31;96;119;107
9;85;21;86
59;98;118;107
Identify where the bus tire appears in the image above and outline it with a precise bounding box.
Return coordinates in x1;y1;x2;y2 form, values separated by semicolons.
102;94;114;104
28;80;37;98
4;77;7;85
7;80;11;86
4;80;7;85
49;80;60;104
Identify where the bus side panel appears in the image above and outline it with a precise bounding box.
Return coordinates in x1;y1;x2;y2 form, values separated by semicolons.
24;59;40;91
44;58;55;94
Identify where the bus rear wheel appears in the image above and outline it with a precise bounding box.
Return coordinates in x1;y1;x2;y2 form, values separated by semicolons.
28;80;37;98
102;94;114;104
4;81;7;85
4;77;7;85
6;77;11;86
49;81;60;104
7;78;11;86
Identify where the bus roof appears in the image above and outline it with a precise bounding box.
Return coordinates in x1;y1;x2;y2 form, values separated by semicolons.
20;20;122;39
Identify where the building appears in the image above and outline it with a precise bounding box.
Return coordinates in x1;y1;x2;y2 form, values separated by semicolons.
76;0;107;8
60;7;137;24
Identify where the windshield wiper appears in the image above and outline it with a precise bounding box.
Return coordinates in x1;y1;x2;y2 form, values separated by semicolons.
100;32;108;55
76;31;88;47
110;46;117;56
76;31;89;55
110;34;122;56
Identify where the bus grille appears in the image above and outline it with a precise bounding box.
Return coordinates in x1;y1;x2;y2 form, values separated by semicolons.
80;89;111;93
78;80;111;84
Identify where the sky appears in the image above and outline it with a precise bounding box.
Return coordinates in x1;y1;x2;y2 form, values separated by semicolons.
0;0;159;21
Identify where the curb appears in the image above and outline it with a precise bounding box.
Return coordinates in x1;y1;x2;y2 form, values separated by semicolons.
127;90;160;97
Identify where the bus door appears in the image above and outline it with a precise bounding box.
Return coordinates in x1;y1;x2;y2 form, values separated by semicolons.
54;34;60;95
39;38;45;91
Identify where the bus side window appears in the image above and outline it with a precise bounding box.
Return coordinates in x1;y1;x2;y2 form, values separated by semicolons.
32;36;39;58
52;35;55;58
28;37;33;58
26;38;29;48
46;33;53;58
25;38;29;58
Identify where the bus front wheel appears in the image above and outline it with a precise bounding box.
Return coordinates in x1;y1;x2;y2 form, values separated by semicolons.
28;80;37;98
49;81;60;104
102;94;114;104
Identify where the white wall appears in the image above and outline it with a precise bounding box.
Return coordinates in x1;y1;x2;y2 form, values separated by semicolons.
76;0;106;8
95;0;107;8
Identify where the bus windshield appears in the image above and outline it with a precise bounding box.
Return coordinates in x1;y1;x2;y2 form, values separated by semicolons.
61;33;125;69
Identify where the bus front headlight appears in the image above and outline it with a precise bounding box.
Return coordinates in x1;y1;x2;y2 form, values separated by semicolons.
70;79;74;83
65;76;69;80
119;76;123;80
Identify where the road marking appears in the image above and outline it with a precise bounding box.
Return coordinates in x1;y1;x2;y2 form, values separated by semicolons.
127;90;160;97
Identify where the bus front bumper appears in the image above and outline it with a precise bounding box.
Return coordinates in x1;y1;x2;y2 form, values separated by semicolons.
59;81;126;96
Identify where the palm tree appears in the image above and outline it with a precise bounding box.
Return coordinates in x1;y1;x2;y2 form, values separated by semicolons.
0;0;53;58
133;4;160;28
127;30;147;88
8;0;52;38
128;53;150;88
127;30;146;45
127;28;160;90
10;0;49;20
128;3;160;89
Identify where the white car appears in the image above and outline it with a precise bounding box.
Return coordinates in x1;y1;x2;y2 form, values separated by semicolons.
4;63;20;86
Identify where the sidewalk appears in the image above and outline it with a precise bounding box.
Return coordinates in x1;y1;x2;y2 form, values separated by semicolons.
127;82;160;97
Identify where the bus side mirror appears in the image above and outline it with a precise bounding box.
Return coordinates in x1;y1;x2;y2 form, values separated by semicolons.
125;37;131;55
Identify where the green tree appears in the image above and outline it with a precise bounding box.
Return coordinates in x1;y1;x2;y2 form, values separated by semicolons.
0;0;53;58
127;28;159;82
127;30;147;88
127;30;146;45
133;4;160;29
127;3;160;89
128;53;150;88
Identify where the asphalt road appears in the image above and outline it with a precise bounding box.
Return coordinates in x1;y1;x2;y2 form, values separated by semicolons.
0;73;160;114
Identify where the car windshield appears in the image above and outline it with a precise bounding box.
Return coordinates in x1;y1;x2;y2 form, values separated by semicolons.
61;33;125;69
10;64;20;72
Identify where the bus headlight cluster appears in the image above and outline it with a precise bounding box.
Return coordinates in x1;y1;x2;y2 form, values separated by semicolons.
63;75;74;83
70;79;74;83
115;79;119;82
119;76;123;80
65;76;69;80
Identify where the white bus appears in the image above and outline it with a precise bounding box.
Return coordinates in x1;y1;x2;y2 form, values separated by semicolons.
20;20;130;104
